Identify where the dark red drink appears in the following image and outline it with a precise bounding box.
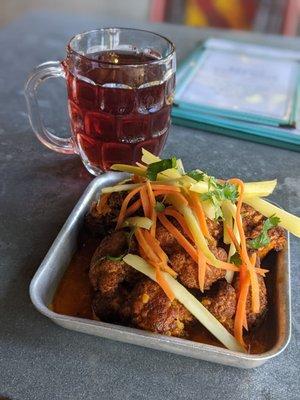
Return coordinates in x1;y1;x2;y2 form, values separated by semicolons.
65;50;175;172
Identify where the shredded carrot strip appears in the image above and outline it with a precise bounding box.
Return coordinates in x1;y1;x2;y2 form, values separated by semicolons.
228;178;260;314
135;228;160;263
158;214;198;260
153;264;175;301
146;181;155;207
152;191;189;207
198;250;207;292
151;211;157;237
152;189;178;197
139;245;147;260
164;207;194;241
160;264;177;277
140;185;151;218
235;253;257;344
135;228;175;301
234;270;250;348
189;192;212;240
146;180;157;236
142;231;177;277
125;199;142;216
116;187;141;230
208;259;240;272
143;230;168;264
169;192;189;206
250;252;257;267
158;213;239;272
255;268;267;276
150;184;180;192
135;228;174;300
226;226;241;253
153;260;177;277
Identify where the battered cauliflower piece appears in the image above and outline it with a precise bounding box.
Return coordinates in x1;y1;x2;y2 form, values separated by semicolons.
202;280;237;333
169;247;228;291
242;204;286;259
130;278;195;337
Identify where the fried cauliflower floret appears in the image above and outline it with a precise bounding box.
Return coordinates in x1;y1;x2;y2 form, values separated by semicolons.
130;278;195;337
241;203;286;259
85;192;125;236
89;231;139;322
202;280;236;332
169;247;227;291
89;231;133;293
202;272;267;333
252;226;286;259
241;203;265;236
92;287;131;323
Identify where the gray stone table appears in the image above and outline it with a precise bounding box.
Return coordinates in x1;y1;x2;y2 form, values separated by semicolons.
0;11;299;400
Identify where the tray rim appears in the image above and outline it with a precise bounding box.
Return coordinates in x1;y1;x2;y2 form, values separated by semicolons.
29;173;292;366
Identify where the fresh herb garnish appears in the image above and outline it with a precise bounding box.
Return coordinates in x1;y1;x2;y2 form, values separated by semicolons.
146;157;177;181
230;252;242;266
155;201;165;212
222;183;239;203
249;215;280;249
186;170;205;182
106;254;125;262
201;180;238;220
208;176;218;189
125;226;136;251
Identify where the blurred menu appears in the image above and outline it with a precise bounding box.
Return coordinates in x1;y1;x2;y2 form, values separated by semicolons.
173;39;300;151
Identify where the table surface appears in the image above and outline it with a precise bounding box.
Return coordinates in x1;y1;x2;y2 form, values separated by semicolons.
1;11;300;400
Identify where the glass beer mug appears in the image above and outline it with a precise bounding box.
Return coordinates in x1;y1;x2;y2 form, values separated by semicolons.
25;28;176;175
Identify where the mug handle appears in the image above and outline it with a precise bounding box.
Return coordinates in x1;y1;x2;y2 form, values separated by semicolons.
25;61;75;154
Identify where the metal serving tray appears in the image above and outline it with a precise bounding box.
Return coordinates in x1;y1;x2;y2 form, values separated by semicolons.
30;173;291;369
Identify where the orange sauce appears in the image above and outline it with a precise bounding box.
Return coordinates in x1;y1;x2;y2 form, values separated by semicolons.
52;235;99;319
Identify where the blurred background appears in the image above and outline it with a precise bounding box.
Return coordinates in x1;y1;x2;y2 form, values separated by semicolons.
1;0;299;35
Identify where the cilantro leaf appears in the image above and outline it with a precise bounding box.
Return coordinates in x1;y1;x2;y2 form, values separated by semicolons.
125;227;136;250
222;183;239;203
249;214;280;249
146;157;177;181
201;181;238;220
186;170;205;182
155;201;165;212
106;254;125;262
230;253;242;266
208;176;218;189
264;215;281;231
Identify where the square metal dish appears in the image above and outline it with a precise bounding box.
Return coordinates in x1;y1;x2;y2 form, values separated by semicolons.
30;173;291;369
